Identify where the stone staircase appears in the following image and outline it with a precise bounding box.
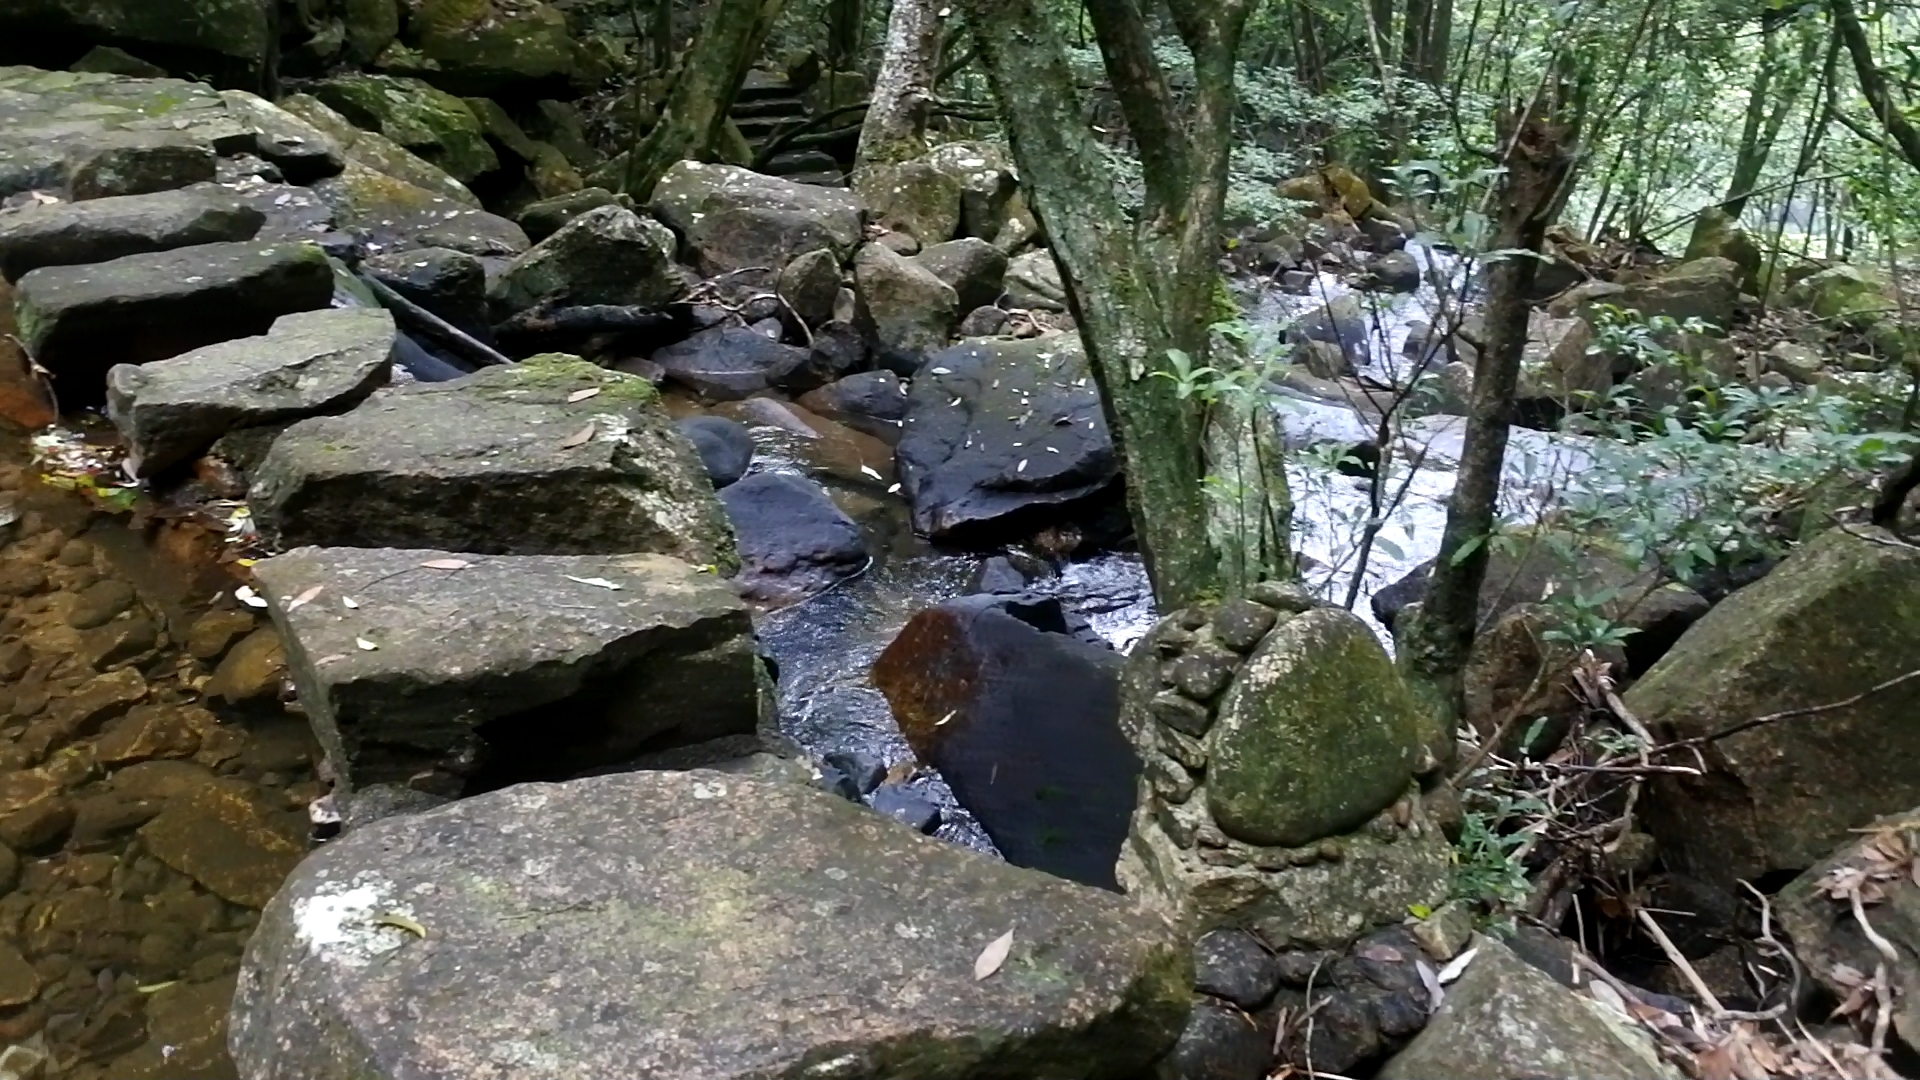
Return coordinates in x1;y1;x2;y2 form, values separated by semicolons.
729;69;851;186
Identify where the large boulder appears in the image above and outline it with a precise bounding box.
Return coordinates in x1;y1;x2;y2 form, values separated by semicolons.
857;158;962;246
650;160;864;276
231;769;1191;1080
249;355;736;567
486;204;680;316
1116;594;1450;946
13;239;334;403
914;237;1008;313
1002;249;1067;311
1684;206;1762;294
407;0;577;95
0;185;263;281
216;89;348;184
855;242;959;374
281;93;481;208
897;334;1117;541
253;547;763;795
872;595;1137;888
925;141;1020;241
1377;937;1678;1080
1516;311;1604;409
310;158;527;257
363;246;487;337
1788;264;1891;330
1289;295;1371;375
1550;256;1740;330
1627;525;1920;887
106;307;395;477
311;74;498;183
718;471;868;604
650;325;811;401
797;369;909;445
0;0;276;89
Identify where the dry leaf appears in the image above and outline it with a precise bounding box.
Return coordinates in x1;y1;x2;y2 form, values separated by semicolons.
355;638;378;651
1414;959;1444;1012
859;464;882;480
342;596;360;609
1436;946;1477;984
1355;943;1404;963
315;653;348;665
565;575;623;590
567;387;603;403
561;422;596;449
420;558;471;571
287;585;324;611
974;930;1014;980
235;585;268;609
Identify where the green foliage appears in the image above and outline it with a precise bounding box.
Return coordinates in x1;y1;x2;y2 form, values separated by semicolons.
1449;792;1541;908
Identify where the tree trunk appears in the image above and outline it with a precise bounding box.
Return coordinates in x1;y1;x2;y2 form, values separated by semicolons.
651;0;675;75
1831;0;1920;172
1398;95;1577;738
1422;0;1453;85
853;0;943;189
826;0;865;71
1722;14;1812;216
621;0;786;200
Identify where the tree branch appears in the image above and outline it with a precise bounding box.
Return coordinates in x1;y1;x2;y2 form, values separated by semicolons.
1081;0;1191;214
1830;0;1920;171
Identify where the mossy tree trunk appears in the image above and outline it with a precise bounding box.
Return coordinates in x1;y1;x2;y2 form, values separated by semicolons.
621;0;786;199
853;0;942;192
961;0;1286;608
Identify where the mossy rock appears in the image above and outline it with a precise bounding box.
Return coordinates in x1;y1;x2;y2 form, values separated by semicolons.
1683;207;1762;295
281;93;480;207
411;0;577;94
310;74;497;183
1788;264;1893;330
0;0;274;88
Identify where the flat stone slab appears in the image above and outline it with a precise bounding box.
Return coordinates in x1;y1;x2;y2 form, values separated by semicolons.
230;770;1190;1080
106;307;395;477
0;184;264;281
253;547;763;795
12;239;334;403
248;356;735;566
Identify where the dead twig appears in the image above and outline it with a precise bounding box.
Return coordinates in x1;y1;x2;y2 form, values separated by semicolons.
1663;666;1920;750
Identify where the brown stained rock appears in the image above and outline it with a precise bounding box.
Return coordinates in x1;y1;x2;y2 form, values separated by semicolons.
94;704;208;765
186;608;256;661
139;783;307;909
0;943;34;1008
111;761;219;803
81;613;159;669
205;627;285;706
0;769;59;816
0;796;72;852
66;579;134;629
103;974;238;1080
231;770;1190;1080
18;668;146;761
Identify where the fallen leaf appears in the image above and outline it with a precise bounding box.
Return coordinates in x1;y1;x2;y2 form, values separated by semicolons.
375;912;427;938
565;575;623;590
314;653;348;665
930;367;952;375
561;422;596;449
1436;946;1477;984
235;585;268;609
419;558;472;571
974;930;1014;980
342;596;360;609
567;387;603;403
859;464;882;480
286;585;324;611
355;638;378;651
887;483;902;494
1414;959;1444;1012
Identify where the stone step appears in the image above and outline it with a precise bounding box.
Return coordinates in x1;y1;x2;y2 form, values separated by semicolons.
0;185;265;281
251;546;764;796
11;238;335;404
231;769;1189;1080
732;116;793;141
734;70;796;101
730;96;806;119
247;355;735;567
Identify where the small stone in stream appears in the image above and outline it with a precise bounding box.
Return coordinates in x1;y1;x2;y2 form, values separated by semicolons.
249;356;734;567
362;247;488;338
66;579;135;630
0;844;17;894
718;472;868;605
55;538;93;566
94;704;205;765
970;556;1029;594
1367;250;1421;292
674;416;753;489
824;750;886;795
1211;599;1279;653
0;796;73;852
0;643;24;681
66;133;217;200
487;204;682;317
913;238;1008;313
254;547;764;794
957;305;1010;338
107;306;396;477
797;369;907;446
0;564;46;598
1165;999;1274;1080
516;187;619;243
869;784;941;834
1194;928;1284;1009
112;760;219;803
206;628;286;706
778;247;842;328
232;770;1189;1080
139;781;307;908
815;765;863;802
82;612;159;669
101;974;237;1079
186;608;257;661
651;325;810;401
13;240;334;404
0;186;265;282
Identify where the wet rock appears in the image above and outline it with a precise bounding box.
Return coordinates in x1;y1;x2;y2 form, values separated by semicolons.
139;780;305;908
362;247;487;337
674;416;753;488
65;132;216;200
870;784;942;834
872;595;1136;888
650;161;865;275
106;307;395;477
235;770;1188;1079
1002;250;1067;311
0;795;72;852
896;334;1116;542
777;247;842;328
337;783;451;832
311;75;496;183
486;204;681;317
1290;295;1371;374
254;546;764;795
206;627;286;706
186;608;256;661
66;579;134;630
1165;999;1273;1080
797;370;908;445
0;945;31;1010
0;186;262;282
1628;525;1920;887
1377;937;1677;1080
651;325;810;401
250;356;734;566
102;973;236;1079
1194;928;1282;1009
409;0;576;95
281;94;481;208
858;159;962;245
94;703;206;764
914;237;1008;314
1367;250;1420;292
82;611;158;668
218;88;347;184
515;187;618;243
958;305;1010;338
13;239;333;404
719;472;867;604
854;243;960;376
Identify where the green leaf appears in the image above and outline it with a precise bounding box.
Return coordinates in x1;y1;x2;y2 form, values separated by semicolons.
1449;534;1487;566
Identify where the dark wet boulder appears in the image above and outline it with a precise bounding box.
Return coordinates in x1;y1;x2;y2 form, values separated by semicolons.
0;2;277;89
486;204;681;317
872;594;1136;888
855;242;960;375
675;415;753;488
231;769;1190;1080
651;325;811;401
870;783;942;834
249;355;735;568
719;471;868;604
914;237;1008;313
217;89;347;184
12;239;334;403
106;307;395;477
515;186;618;243
777;246;843;327
362;246;488;338
254;547;763;795
1366;249;1420;292
65;130;216;199
797;370;909;445
0;185;263;281
896;334;1117;542
650;160;864;276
